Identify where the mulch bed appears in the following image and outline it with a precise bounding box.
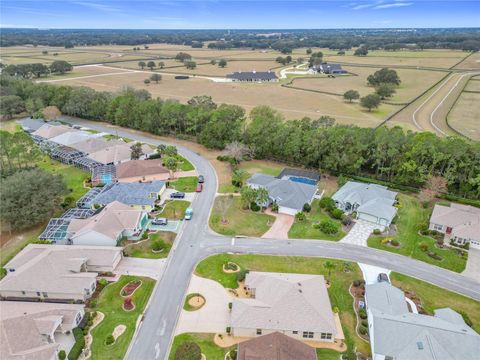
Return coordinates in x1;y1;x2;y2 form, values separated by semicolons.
120;280;142;297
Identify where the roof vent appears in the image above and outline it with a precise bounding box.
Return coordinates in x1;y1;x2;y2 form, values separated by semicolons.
417;342;424;350
298;289;302;293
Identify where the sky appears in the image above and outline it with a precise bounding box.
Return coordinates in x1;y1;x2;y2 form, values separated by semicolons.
1;0;479;29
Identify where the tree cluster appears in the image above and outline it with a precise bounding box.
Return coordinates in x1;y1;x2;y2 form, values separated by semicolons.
1;60;73;79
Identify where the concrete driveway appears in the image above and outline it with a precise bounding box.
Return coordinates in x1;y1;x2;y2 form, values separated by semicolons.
463;248;480;280
161;188;196;205
115;257;167;279
175;275;231;335
261;211;294;240
340;220;377;246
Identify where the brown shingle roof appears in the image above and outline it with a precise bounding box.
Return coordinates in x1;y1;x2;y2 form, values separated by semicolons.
237;332;317;360
116;159;169;179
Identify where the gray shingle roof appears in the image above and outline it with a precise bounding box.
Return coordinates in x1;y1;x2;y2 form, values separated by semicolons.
227;71;277;81
247;174;316;211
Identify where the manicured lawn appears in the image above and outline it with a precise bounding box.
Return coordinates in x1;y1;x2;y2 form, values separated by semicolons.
161;200;190;220
195;254;370;358
176;154;195;171
288;200;345;241
123;232;176;259
210;196;275;237
169;333;235;360
103;134;133;142
0;120;22;133
238;160;284;177
37;157;90;202
90;276;155;360
390;272;480;333
367;194;467;273
170;176;198;192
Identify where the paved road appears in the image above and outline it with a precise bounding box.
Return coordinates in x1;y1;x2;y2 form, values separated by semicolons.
60;118;480;360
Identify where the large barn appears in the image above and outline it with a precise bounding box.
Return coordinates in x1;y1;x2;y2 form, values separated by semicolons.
227;71;278;82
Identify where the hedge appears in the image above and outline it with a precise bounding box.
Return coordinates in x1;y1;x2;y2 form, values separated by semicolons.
68;327;85;360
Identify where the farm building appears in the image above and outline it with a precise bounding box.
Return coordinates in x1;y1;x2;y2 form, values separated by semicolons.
311;63;347;74
227;71;278;82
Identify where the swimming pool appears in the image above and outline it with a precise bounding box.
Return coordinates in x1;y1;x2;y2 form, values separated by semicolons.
288;176;317;186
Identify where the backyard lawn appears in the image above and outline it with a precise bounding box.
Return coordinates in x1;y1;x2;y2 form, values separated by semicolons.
210;196;275;237
238;159;284;177
368;194;467;273
288;200;345;241
195;254;370;358
169;333;235;360
176;154;195;171
161;200;190;220
123;232;176;259
391;272;480;332
90;276;155;360
170;176;198;192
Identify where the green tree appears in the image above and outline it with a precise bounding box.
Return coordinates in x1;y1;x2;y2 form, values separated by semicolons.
164;145;178;157
367;68;401;86
210;59;216;65
306;48;312;54
354;47;368;56
255;187;270;207
324;261;336;279
138;61;146;69
130;142;144;160
144;79;151;85
0;95;25;119
360;93;381;112
164;156;178;178
218;59;227;68
0;169;67;230
156;144;167;157
174;341;201;360
150;73;162;83
276;56;287;65
175;52;192;62
375;83;396;99
31;63;49;78
147;61;156;70
50;60;72;74
185;61;196;69
240;186;256;210
158;61;165;69
343;89;360;102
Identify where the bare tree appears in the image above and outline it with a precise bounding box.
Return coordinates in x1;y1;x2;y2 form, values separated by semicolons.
419;176;447;204
224;141;251;163
42;106;61;120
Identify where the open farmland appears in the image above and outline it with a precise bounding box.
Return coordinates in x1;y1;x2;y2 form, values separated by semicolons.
288;67;446;104
447;76;480;140
453;51;480;70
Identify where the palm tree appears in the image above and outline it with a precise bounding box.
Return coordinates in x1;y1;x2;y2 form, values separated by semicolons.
324;261;336;281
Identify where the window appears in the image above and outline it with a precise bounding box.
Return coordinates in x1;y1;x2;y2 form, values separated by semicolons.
321;333;332;340
302;331;314;339
256;329;262;335
293;331;298;334
42;292;48;298
75;312;83;325
21;291;26;295
36;292;41;297
433;224;443;231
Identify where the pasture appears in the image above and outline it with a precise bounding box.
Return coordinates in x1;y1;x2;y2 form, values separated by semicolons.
447;76;480;140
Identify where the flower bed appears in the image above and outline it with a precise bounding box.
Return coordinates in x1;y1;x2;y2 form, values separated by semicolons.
120;280;142;297
123;297;135;311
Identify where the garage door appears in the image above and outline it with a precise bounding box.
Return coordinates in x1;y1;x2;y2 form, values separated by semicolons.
470;240;480;249
357;212;379;225
279;206;298;216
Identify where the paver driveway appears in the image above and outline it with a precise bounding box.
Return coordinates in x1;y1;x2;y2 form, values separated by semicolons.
340;220;377;246
115;257;166;279
463;248;480;280
261;210;294;240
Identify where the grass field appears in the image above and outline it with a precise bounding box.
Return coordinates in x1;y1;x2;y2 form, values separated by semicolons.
238;159;284;177
195;254;370;358
453;51;480;70
123;232;176;259
170;176;198;192
390;272;480;332
161;200;191;220
368;195;467;273
90;276;155;360
210;196;274;237
288;200;345;241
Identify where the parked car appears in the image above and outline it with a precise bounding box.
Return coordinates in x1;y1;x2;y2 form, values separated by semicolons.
170;192;185;199
195;183;203;192
185;208;193;220
198;175;205;183
151;218;168;226
377;273;390;283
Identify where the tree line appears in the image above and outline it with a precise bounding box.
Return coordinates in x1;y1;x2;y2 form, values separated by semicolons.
1;75;478;200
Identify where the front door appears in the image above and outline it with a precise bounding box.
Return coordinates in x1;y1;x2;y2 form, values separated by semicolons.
446;227;453;234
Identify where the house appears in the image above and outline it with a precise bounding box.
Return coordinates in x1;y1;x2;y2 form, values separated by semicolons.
32;124;76;139
77;181;165;211
236;332;317;360
0;244;122;302
71;137;122;154
227;71;278;82
247;173;317;215
230;272;340;343
18;117;51;133
332;181;398;230
87;143;155;165
67;201;149;246
48;131;93;147
311;63;347;74
429;203;480;249
0;301;85;360
116;159;170;183
365;282;480;360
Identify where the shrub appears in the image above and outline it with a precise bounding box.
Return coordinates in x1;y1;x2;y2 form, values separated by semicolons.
330;208;344;220
361;319;368;327
236;269;249;282
229;350;237;360
419;242;429;252
295;212;306;222
458;310;473;327
358;308;367;319
359;326;368;335
152;239;165;252
342;217;353;226
319;219;339;235
271;202;279;213
68;328;85;360
58;350;66;360
373;229;381;235
98;278;108;287
303;203;311;212
105;335;115;345
141;231;149;240
319;196;335;210
333;306;340;313
250;202;261;212
390;239;400;247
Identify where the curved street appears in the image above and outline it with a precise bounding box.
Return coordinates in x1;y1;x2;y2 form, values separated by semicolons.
62;118;480;360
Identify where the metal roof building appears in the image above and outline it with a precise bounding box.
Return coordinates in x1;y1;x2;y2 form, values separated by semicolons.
227;71;278;82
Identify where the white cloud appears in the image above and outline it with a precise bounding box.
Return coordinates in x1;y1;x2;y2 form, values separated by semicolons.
72;1;123;13
374;2;413;9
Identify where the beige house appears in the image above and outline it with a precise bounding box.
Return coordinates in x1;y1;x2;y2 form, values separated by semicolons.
0;301;85;360
0;244;122;302
32;124;75;139
116;159;170;183
70;137;123;154
429;203;480;249
230;272;339;342
67;201;149;246
87;143;155;165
